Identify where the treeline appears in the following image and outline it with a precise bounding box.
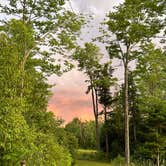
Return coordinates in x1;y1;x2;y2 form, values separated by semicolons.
65;118;96;149
0;0;83;165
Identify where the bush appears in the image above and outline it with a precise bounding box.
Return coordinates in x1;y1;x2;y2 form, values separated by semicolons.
26;133;72;166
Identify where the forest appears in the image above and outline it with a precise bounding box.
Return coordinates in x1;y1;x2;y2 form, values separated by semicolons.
0;0;166;166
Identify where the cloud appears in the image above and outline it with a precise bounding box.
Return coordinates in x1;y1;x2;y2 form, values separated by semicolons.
48;89;94;123
72;0;124;15
48;69;95;123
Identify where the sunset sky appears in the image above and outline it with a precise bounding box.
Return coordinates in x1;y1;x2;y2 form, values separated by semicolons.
48;0;124;123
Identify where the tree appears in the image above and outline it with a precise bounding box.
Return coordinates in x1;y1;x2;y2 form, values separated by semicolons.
0;31;76;165
134;43;166;166
128;72;139;146
0;30;36;165
73;43;102;150
103;0;164;164
0;0;84;98
0;0;84;164
96;63;116;157
65;118;83;147
100;89;125;159
65;118;96;149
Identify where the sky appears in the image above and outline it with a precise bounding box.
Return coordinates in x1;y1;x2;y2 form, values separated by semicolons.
48;0;124;123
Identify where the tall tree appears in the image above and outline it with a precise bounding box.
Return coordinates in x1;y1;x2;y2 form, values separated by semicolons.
97;63;116;156
0;29;36;165
0;0;84;98
73;43;102;150
0;28;75;166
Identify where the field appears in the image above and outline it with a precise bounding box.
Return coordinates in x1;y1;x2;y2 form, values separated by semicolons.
75;160;112;166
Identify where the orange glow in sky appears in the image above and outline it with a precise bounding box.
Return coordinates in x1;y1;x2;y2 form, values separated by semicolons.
47;70;95;123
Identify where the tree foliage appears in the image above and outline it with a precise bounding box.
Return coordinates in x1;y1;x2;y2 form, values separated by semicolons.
65;118;96;149
0;0;84;165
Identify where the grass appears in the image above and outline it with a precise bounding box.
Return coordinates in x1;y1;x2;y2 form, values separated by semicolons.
75;149;164;166
77;149;97;153
75;149;112;166
75;160;112;166
76;149;104;161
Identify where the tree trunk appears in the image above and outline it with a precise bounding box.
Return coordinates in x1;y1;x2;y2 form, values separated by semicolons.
157;151;160;166
95;115;100;151
91;86;100;151
157;128;160;166
95;89;100;151
124;62;130;165
132;110;137;145
133;122;137;144
104;106;109;158
133;123;137;144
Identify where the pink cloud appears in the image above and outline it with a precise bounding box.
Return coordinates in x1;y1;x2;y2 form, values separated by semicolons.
47;85;94;123
47;69;103;123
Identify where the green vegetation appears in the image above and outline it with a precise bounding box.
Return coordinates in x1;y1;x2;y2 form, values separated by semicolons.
65;119;96;149
76;149;100;161
75;160;111;166
70;0;166;165
0;0;166;165
75;150;126;166
0;0;83;165
75;149;111;166
77;149;97;153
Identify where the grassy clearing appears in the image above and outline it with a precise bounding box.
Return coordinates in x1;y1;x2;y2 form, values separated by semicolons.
76;149;97;160
75;160;111;166
76;149;106;161
77;149;97;153
75;149;112;166
75;149;127;166
75;149;159;166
